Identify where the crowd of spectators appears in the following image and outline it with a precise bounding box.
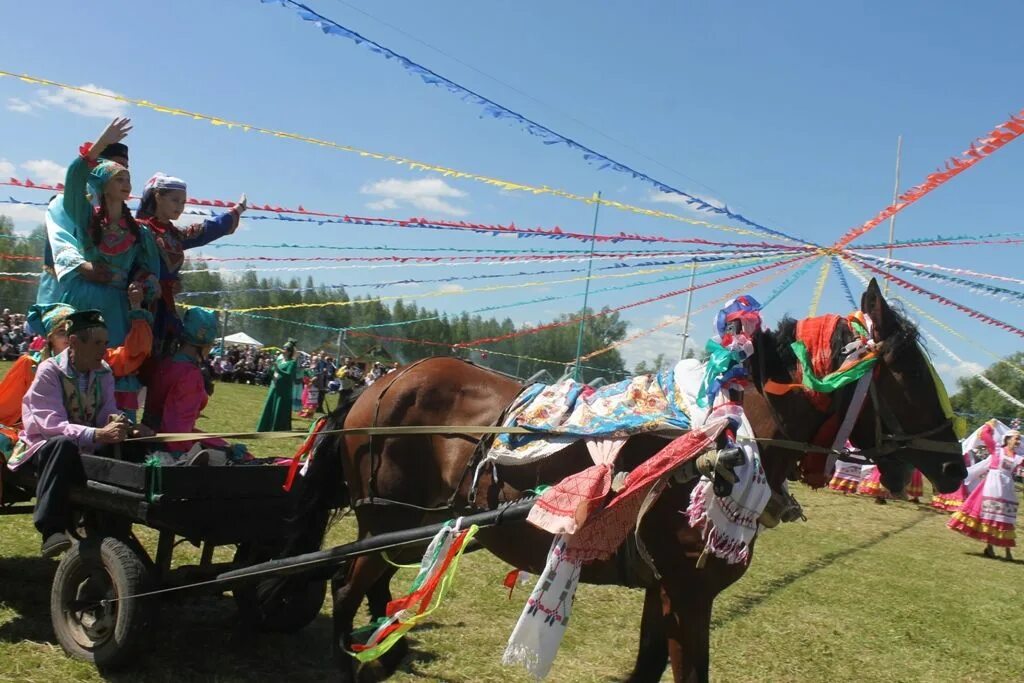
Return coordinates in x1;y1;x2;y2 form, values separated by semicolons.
0;308;36;361
209;345;277;386
205;344;398;392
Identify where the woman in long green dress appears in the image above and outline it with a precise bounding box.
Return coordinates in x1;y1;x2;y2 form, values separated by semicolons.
256;339;298;432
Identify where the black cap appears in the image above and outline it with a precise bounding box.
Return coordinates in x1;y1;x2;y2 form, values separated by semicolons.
66;309;106;336
99;142;129;163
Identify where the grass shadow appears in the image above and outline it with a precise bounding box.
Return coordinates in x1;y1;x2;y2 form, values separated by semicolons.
713;512;930;628
0;555;59;644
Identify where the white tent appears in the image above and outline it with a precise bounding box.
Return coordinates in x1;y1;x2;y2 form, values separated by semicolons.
222;332;263;347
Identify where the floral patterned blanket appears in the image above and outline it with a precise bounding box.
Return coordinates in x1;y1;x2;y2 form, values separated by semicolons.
485;368;691;465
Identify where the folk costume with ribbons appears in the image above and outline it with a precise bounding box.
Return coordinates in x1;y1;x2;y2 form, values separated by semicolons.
948;421;1023;548
38;145;160;348
142;308;246;462
136;173;241;353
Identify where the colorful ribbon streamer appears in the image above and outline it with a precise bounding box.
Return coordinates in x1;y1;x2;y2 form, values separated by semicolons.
831;256;857;308
577;256;806;361
261;0;811;246
840;256;1024;382
919;329;1024;410
761;259;818;308
178;252;784;298
834;108;1024;247
453;255;808;348
228;253;786;312
852;251;1024;286
0;187;812;250
850;256;1024;307
855;231;1024;251
855;260;1024;338
806;257;830;317
0;71;793;242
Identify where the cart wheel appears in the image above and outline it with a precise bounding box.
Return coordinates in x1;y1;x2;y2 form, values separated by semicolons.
232;543;326;633
50;537;154;670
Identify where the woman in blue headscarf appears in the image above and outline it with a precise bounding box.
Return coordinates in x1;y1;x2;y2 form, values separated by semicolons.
39;117;159;348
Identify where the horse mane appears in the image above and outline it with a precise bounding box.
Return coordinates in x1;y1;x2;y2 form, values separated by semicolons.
753;305;921;388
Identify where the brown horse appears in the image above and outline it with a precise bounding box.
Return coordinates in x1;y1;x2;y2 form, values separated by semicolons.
283;279;965;682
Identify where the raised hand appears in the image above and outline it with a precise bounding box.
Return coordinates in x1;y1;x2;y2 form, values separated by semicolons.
89;117;133;160
127;282;143;310
235;193;248;215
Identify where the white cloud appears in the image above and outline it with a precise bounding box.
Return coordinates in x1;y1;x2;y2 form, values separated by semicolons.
21;159;67;185
6;97;33;114
437;283;465;295
11;84;128;119
360;178;469;217
619;313;708;371
0;159;15;177
0;203;46;229
934;360;986;388
647;189;726;216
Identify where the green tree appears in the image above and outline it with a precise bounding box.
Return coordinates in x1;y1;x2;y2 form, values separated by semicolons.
950;352;1024;432
0;216;45;313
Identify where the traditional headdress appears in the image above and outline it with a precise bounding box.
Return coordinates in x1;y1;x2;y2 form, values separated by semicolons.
66;309;106;336
98;142;129;164
87;160;128;199
26;303;76;337
181;307;219;347
143;172;187;195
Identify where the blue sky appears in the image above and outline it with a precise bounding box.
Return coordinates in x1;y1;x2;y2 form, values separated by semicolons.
0;0;1021;388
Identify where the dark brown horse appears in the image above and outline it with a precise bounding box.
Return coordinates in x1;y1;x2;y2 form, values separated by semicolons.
283;279;965;682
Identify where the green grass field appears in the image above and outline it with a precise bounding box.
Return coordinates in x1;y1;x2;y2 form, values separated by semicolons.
0;371;1021;682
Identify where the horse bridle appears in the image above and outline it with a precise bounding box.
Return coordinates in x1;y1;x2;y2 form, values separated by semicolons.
752;327;961;465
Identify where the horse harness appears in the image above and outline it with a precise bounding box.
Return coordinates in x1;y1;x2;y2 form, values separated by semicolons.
355;358;517;515
753;313;960;473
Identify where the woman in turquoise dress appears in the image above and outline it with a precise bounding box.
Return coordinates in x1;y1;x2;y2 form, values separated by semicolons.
40;117;159;348
256;339;299;432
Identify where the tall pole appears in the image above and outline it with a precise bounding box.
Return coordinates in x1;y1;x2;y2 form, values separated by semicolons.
679;259;698;360
573;191;602;381
884;135;903;295
219;306;229;356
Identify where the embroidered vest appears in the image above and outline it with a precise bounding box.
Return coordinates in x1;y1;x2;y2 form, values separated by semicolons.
6;370;103;470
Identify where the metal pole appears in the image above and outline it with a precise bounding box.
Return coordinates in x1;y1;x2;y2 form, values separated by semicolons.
884;135;902;295
216;496;539;585
219;307;228;356
679;259;698;360
573;191;602;381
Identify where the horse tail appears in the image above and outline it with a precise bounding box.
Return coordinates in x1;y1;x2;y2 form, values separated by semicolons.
286;387;364;550
240;390;363;629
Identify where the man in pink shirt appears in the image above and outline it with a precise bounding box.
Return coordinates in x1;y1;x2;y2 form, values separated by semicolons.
9;310;152;556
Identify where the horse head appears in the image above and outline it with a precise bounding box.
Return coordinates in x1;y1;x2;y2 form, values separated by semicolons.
847;279;966;493
748;278;965;495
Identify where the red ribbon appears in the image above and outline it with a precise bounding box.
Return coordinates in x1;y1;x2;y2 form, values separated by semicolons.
834;110;1024;248
855;258;1024;338
282;416;329;492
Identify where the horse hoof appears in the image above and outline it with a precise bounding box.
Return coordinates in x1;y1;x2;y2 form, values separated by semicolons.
377;637;410;677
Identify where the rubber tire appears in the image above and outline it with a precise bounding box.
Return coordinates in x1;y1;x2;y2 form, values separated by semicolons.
50;536;154;670
232;544;326;633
